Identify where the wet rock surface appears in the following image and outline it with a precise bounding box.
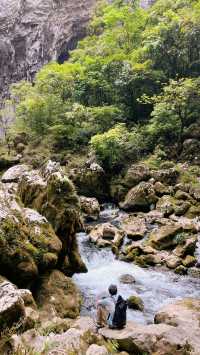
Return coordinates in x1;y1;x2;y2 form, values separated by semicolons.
89;222;124;248
80;196;100;221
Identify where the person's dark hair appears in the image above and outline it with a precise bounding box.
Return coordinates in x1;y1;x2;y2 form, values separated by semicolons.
108;284;117;296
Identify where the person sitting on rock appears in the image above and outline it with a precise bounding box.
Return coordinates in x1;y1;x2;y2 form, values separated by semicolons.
96;284;127;330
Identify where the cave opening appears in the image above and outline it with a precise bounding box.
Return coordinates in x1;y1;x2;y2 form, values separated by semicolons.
57;31;86;64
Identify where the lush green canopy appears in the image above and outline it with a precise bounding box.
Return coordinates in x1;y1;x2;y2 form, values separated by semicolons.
7;0;200;169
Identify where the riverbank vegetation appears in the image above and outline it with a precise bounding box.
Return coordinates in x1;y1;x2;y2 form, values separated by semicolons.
5;0;200;171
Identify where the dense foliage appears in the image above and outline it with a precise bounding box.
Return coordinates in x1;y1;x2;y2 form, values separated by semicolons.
6;0;200;170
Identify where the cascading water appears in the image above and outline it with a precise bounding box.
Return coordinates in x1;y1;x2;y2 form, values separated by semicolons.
195;234;200;264
73;205;200;324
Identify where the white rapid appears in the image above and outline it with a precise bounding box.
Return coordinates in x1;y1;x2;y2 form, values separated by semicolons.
73;205;200;324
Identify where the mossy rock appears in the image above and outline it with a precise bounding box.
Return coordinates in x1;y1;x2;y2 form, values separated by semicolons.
147;224;182;250
156;195;183;217
69;165;109;201
127;296;144;311
0;204;62;287
18;161;87;276
182;255;197;267
174;265;188;275
35;270;82;319
39;318;73;335
123;164;150;188
185;205;200;218
120;182;158;212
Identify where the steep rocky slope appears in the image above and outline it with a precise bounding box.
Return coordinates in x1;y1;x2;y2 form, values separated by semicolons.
0;0;96;101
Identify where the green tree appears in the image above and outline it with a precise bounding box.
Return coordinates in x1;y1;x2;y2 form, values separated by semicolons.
140;0;200;78
49;104;122;149
148;78;200;153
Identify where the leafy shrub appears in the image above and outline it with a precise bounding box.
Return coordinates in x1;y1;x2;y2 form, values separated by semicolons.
90;123;146;170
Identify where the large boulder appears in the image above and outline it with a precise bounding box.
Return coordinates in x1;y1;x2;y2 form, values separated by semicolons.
11;316;98;354
127;295;144;311
89;223;124;248
156;195;191;217
18;161;86;276
124;164;150;188
173;236;197;258
0;276;37;331
0;183;62;286
100;322;173;354
165;255;181;269
100;298;200;354
121;215;147;240
12;328;88;355
35;270;81;320
69;163;108;201
120;182;158;212
1;164;30;183
147;220;198;256
151;168;179;185
156;195;176;216
185;205;200;218
121;241;159;264
119;274;136;284
155;298;200;329
147;224;182;250
0;278;25;331
80;196;100;222
154;181;173;196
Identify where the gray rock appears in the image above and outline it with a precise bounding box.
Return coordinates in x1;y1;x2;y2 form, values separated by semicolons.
1;164;30;183
188;267;200;278
100;299;200;354
0;277;36;331
86;344;109;355
120;182;158;212
119;274;135;284
80;196;100;221
0;0;96;100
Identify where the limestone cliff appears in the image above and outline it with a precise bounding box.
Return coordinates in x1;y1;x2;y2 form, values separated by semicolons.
0;0;96;101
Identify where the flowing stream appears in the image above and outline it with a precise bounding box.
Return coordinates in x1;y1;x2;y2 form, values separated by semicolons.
73;205;200;324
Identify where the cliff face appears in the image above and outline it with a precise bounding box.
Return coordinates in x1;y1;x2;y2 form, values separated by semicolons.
0;0;96;101
141;0;155;7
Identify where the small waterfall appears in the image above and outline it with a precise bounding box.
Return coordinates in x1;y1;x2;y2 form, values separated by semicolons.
195;234;200;264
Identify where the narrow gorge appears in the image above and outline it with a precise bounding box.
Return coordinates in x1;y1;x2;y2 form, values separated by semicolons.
0;0;200;354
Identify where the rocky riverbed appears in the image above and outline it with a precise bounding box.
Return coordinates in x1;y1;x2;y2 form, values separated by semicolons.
73;205;200;325
0;161;200;354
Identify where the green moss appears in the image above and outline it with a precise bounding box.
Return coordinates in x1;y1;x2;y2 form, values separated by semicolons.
143;148;168;170
127;295;144;311
39;319;72;336
35;270;82;319
177;165;200;187
174;232;189;245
